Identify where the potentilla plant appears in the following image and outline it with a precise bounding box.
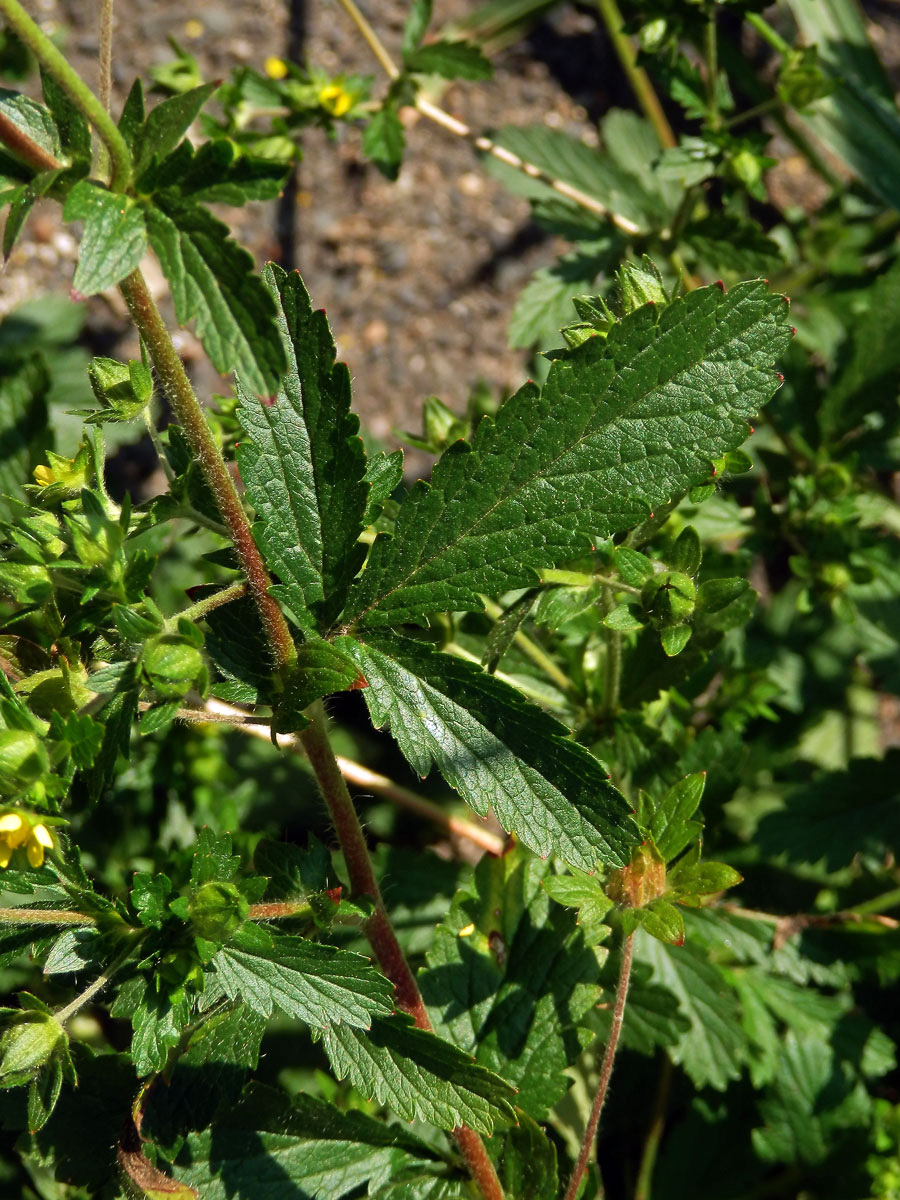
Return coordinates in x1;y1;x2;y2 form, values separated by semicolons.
0;2;898;1199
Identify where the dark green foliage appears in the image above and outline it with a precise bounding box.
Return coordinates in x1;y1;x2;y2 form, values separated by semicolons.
0;5;898;1198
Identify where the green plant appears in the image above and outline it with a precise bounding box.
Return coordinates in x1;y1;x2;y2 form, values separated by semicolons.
0;1;898;1198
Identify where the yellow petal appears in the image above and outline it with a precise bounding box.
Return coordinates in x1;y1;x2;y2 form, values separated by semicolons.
0;813;29;846
32;465;55;486
0;844;12;869
25;835;44;868
32;824;53;849
0;812;25;833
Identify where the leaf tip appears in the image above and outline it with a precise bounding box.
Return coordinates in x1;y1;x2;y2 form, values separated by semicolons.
714;279;725;292
69;288;87;303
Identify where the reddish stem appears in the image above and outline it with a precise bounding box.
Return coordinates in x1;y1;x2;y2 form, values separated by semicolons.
563;933;635;1200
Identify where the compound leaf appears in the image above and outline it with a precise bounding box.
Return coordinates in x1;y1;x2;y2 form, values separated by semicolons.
341;633;639;870
237;265;367;631
322;1014;517;1134
342;281;791;629
420;850;605;1120
172;1083;439;1199
208;929;394;1027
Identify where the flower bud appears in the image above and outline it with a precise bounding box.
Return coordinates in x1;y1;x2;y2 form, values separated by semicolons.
144;637;205;700
0;1011;66;1087
641;571;696;628
606;843;667;909
189;881;249;945
0;731;49;797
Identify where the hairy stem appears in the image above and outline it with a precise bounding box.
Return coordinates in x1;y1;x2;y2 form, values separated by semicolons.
97;0;114;178
0;907;96;925
118;270;296;672
596;0;676;149
563;933;634;1200
54;942;139;1025
299;700;505;1200
163;580;248;633
0;0;132;189
336;0;641;237
201;697;508;856
540;568;642;596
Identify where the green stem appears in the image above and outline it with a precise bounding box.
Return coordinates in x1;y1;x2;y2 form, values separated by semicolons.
298;700;505;1200
118;270;296;673
540;568;641;596
0;0;132;190
725;96;784;131
634;1054;673;1200
745;11;792;57
0;907;96;925
848;886;900;917
602;586;623;716
53;941;139;1025
163;581;248;634
564;933;634;1200
596;0;676;149
481;596;577;696
704;5;720;129
97;0;114;179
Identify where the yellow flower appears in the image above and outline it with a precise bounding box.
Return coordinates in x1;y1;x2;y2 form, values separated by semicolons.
318;83;353;117
0;812;55;869
264;56;289;81
32;465;55;487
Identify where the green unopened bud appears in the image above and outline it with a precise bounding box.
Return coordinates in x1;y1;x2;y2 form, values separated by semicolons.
190;882;249;945
87;357;154;422
816;462;852;499
144;637;205;700
422;396;466;451
616;257;668;314
638;17;668;53
0;731;49;797
642;571;696;627
607;843;667;909
0;1011;65;1087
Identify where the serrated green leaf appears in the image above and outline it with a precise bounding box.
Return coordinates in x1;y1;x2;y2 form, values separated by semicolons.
133;82;218;177
130;872;173;929
237;264;367;631
191;828;241;887
403;0;432;55
342;633;638;870
254;837;331;901
543;870;613;941
364;449;404;524
208;929;393;1027
172;1083;440;1199
343;281;791;629
596;958;690;1055
498;1111;558;1200
488;110;679;232
273;640;363;733
647;773;705;861
509;244;613;350
0;354;50;519
323;1013;517;1134
666;859;742;905
39;70;90;161
363;103;405;180
62;181;148;296
111;976;191;1076
405;41;492;81
756;751;900;870
637;930;746;1090
145;200;284;394
0;89;61;165
147;138;289;205
420;851;605;1120
625;897;685;944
